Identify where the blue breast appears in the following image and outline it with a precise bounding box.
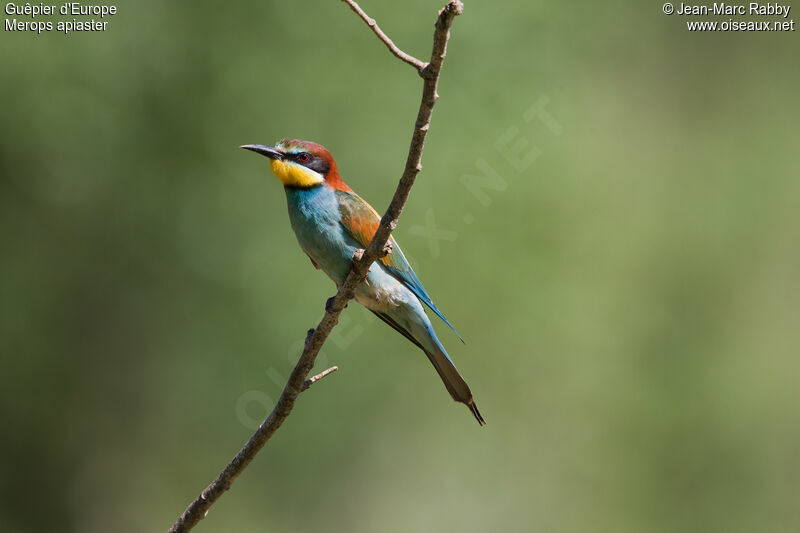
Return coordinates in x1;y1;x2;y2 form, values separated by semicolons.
284;186;360;284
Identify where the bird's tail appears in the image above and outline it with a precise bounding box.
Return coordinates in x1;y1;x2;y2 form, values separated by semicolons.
425;343;486;426
369;309;485;425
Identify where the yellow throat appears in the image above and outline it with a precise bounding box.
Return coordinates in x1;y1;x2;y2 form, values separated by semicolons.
270;159;324;188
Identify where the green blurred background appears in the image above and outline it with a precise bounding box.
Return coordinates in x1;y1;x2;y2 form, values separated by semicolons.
2;1;799;531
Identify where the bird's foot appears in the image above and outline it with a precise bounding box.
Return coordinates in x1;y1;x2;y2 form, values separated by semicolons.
351;248;365;264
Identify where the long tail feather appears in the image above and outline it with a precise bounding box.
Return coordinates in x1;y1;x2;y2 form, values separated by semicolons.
425;344;486;426
467;399;486;426
370;309;485;426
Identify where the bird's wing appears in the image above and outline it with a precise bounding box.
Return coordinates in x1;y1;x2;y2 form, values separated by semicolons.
335;189;462;341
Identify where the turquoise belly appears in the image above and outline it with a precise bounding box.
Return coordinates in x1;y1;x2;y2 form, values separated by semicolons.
284;185;359;284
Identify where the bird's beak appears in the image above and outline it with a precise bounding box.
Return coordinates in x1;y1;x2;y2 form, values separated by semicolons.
240;144;284;160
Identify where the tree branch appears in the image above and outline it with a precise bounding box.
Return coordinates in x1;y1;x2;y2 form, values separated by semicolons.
341;0;427;72
166;2;463;532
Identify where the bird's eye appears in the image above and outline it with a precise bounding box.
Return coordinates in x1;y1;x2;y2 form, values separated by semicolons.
296;152;311;164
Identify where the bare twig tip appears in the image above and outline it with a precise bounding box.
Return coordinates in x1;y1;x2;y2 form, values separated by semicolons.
440;1;464;17
301;366;340;391
342;0;426;71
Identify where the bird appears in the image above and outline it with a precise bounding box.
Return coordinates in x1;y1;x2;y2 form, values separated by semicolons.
242;139;484;426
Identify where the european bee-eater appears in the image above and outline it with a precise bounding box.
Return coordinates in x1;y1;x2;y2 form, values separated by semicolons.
242;139;485;425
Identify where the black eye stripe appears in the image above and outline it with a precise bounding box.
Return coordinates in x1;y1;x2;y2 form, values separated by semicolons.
289;151;330;175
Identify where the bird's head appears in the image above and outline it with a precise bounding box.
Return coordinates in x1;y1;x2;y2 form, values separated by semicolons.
241;139;351;191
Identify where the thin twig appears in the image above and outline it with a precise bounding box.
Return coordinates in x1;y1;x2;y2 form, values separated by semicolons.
301;366;339;391
166;2;463;532
341;0;427;72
